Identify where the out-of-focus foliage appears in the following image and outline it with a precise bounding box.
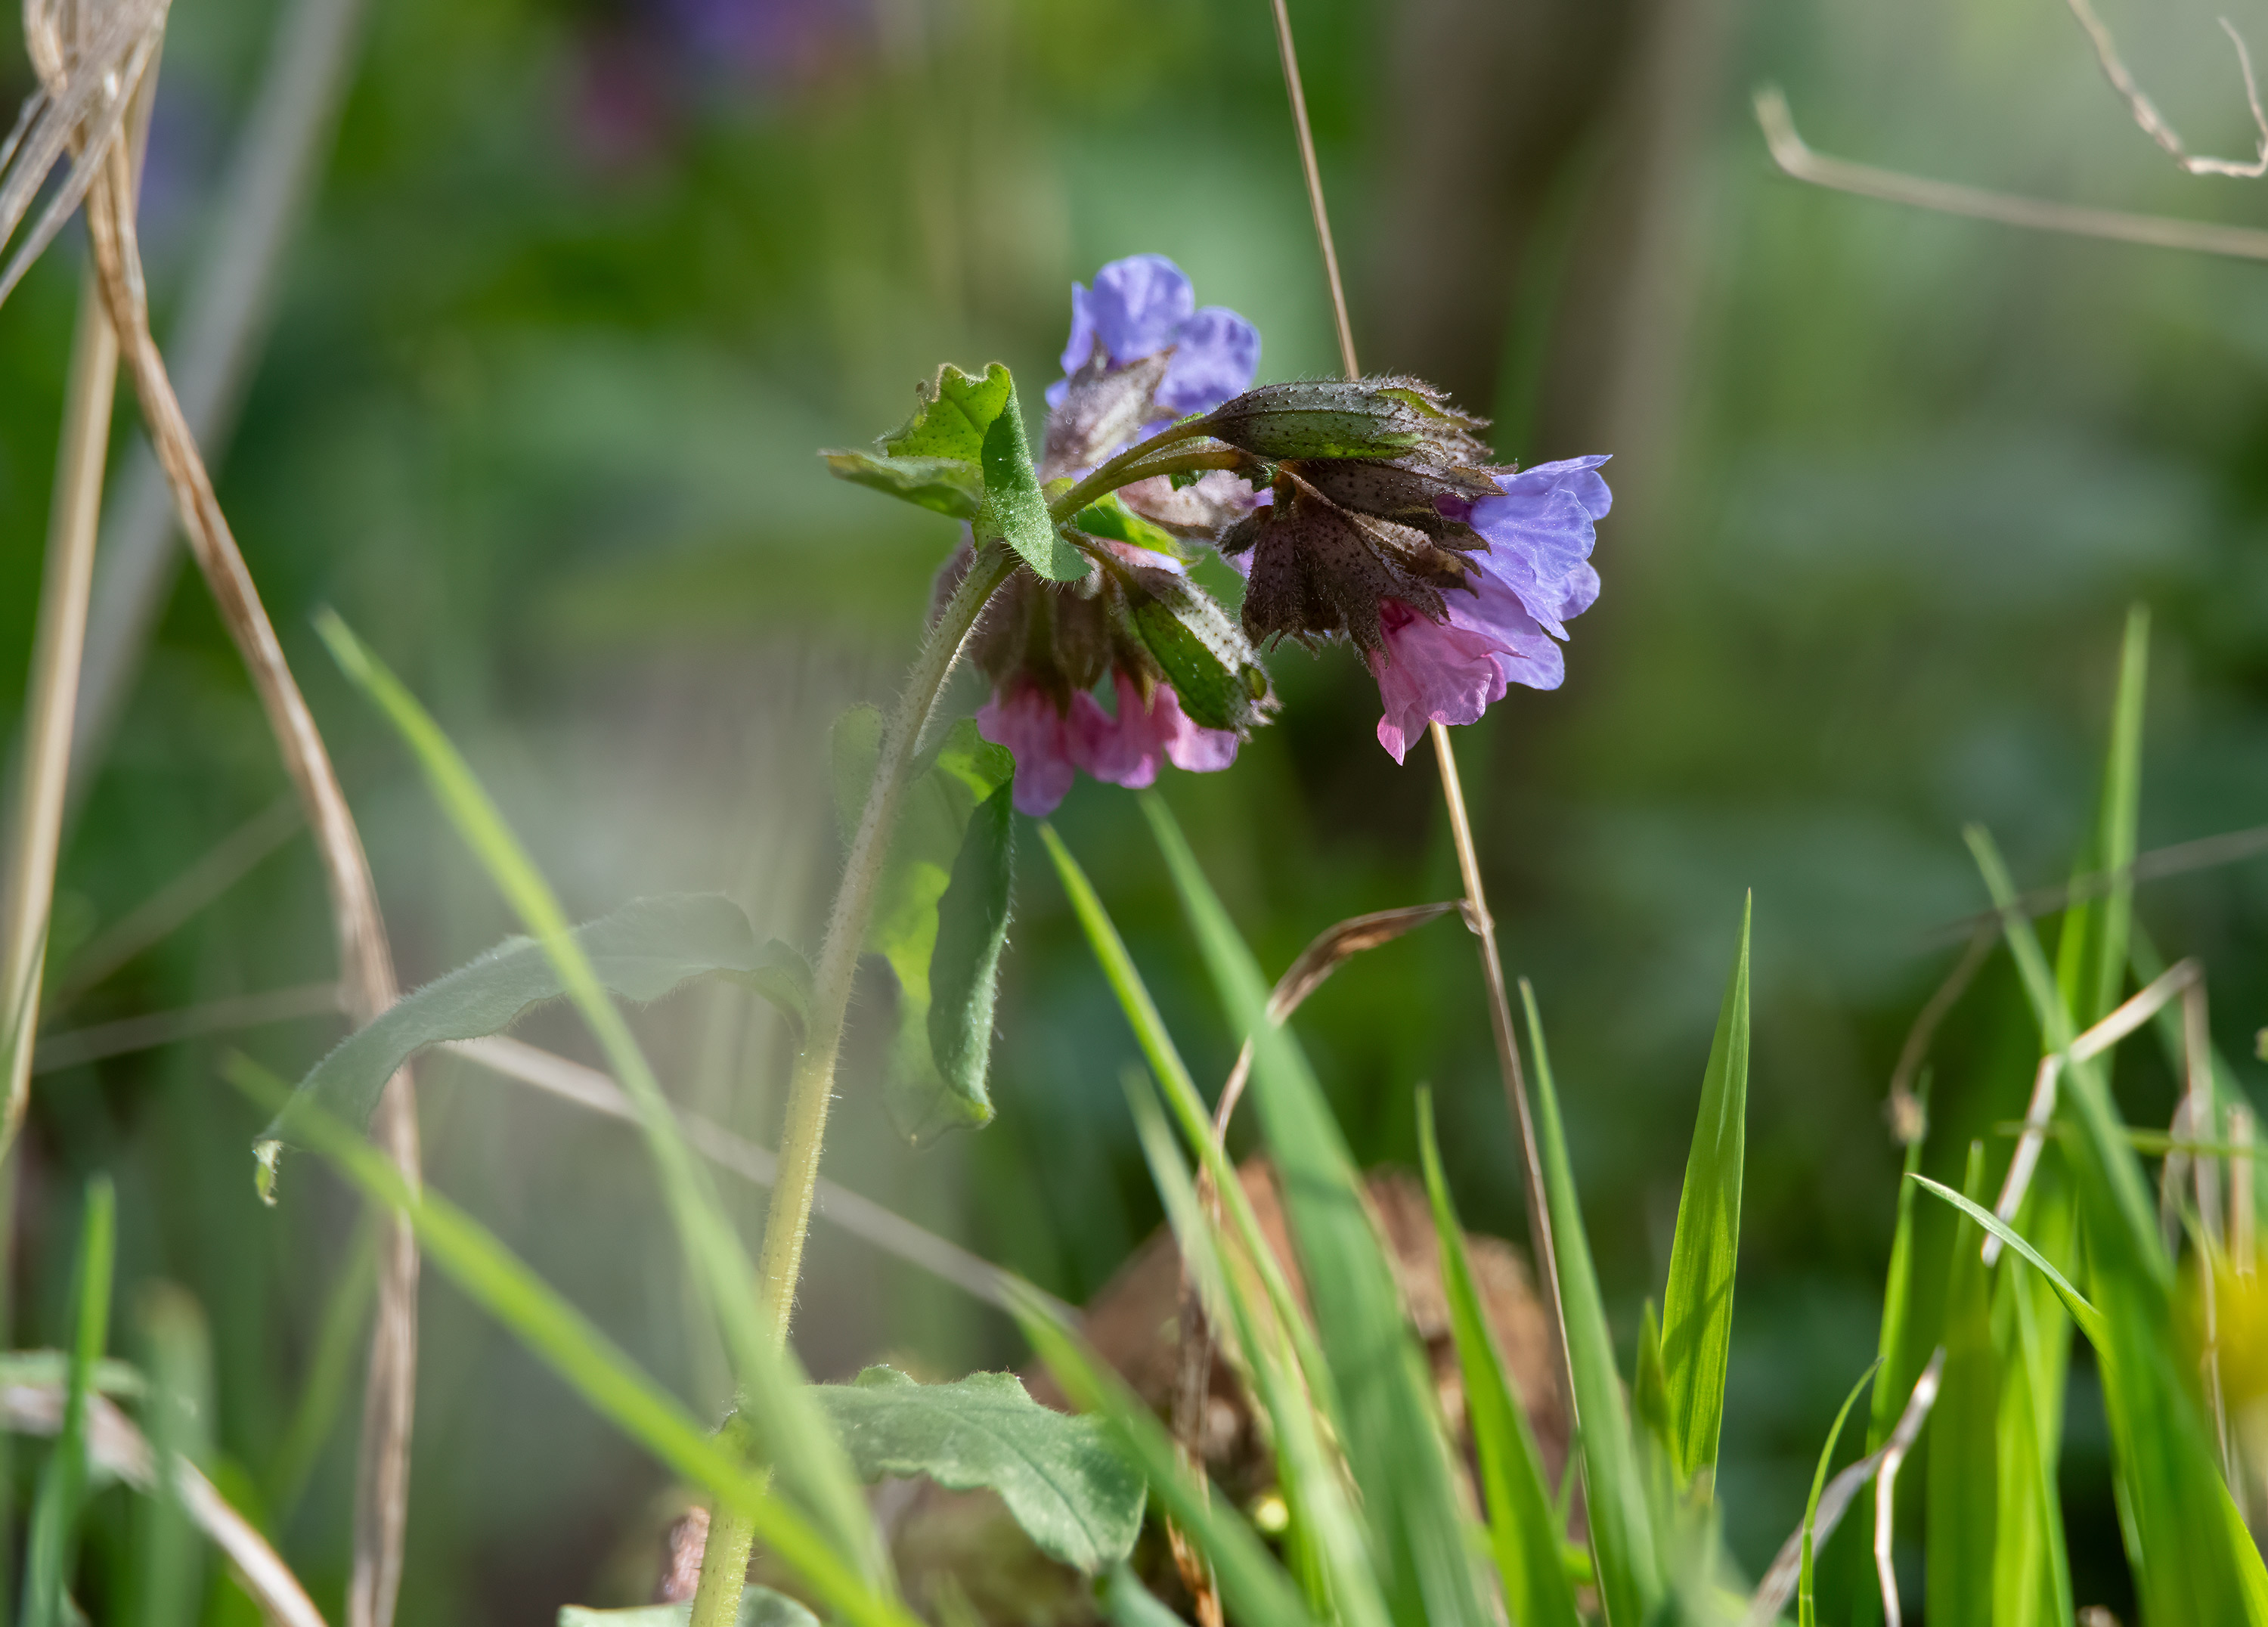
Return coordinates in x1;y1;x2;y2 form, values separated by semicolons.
8;0;2268;1617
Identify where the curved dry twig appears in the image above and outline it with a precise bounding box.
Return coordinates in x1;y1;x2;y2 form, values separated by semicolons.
2065;0;2268;178
75;87;420;1627
1756;86;2268;263
2;1374;327;1627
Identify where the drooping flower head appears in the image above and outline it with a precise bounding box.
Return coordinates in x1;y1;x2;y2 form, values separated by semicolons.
956;256;1274;816
1199;378;1609;762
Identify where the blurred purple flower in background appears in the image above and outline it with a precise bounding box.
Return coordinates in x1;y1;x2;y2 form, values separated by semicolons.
1046;253;1261;417
1370;456;1610;761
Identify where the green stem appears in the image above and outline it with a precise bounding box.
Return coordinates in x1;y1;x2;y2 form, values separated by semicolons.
689;542;1018;1627
1046;419;1213;522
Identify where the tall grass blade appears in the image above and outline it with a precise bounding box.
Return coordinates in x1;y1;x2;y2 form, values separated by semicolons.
1660;894;1750;1492
1036;823;1334;1423
1924;1148;1995;1627
1122;1068;1390;1627
1142;793;1490;1627
1517;979;1664;1625
1799;1362;1879;1627
2089;606;2149;1024
1908;1176;2103;1340
225;1055;917;1627
318;615;881;1581
1416;1092;1582;1627
21;1174;114;1627
135;1284;212;1627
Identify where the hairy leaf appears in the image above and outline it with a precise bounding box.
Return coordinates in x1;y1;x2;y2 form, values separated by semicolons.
821;449;983;520
834;710;1016;1142
815;1366;1143;1573
255;894;809;1188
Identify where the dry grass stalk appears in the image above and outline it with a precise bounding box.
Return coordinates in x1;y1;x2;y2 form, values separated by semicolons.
3;1372;329;1626
2063;0;2268;178
64;52;421;1626
1756;87;2268;263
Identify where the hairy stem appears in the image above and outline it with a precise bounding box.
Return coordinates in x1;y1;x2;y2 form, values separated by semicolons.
1046;420;1213;521
689;543;1017;1627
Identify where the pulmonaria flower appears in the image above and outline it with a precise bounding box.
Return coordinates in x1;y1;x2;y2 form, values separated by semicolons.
956;541;1253;817
1042;256;1266;540
1206;377;1608;762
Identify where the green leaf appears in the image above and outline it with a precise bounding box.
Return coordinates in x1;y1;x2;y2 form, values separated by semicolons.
881;363;1015;461
1908;1176;2104;1341
1925;1146;1997;1627
134;1284;213;1627
1102;1565;1188;1627
821;449;983;520
1143;795;1491;1627
1659;893;1750;1492
560;1591;816;1627
835;709;1016;1142
1799;1362;1879;1627
228;1057;913;1627
1123;574;1269;734
1010;1286;1321;1627
253;894;810;1186
813;1366;1142;1573
1517;980;1664;1626
1415;1092;1581;1627
23;1176;113;1627
318;614;886;1594
1070;494;1186;559
978;374;1086;581
923;784;1014;1134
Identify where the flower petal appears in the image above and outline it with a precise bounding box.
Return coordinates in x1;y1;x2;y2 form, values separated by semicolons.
1089;255;1195;367
1054;283;1098;382
1492;454;1613;519
1367;600;1508;763
1157;305;1260;416
978;683;1080;816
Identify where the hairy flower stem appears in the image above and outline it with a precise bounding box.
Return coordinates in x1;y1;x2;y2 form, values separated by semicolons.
690;543;1018;1626
1046;420;1213;521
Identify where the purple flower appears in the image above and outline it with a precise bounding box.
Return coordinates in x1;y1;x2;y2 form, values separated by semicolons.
1043;255;1261;479
1363;456;1610;762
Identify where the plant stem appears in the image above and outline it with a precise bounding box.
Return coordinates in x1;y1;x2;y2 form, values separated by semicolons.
1266;0;1576;1424
1047;420;1212;521
0;271;116;1144
689;543;1017;1626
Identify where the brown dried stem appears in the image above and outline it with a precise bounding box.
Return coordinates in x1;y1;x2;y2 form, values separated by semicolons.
80;128;420;1627
2064;0;2268;178
1757;86;2268;263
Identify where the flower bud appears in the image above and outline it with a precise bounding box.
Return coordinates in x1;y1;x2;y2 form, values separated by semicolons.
1198;377;1492;465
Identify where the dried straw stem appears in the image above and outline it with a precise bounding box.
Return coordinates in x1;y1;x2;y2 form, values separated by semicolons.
1266;0;1576;1467
80;137;421;1627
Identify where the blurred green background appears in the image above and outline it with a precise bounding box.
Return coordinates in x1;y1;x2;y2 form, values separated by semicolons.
7;0;2268;1616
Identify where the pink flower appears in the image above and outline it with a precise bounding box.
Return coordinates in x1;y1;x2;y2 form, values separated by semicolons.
1082;671;1242;789
978;682;1096;816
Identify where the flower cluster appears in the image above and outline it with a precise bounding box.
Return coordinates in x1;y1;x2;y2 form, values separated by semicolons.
967;256;1267;816
1204;380;1610;762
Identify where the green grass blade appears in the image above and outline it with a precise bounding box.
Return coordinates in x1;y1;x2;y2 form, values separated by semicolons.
1036;823;1334;1426
1122;1068;1390;1627
1908;1175;2103;1338
1926;1145;1997;1627
225;1055;918;1627
21;1174;113;1627
1799;1361;1879;1627
2090;605;2148;1023
1142;794;1490;1627
1660;894;1749;1491
318;613;880;1579
1517;979;1664;1625
1416;1092;1582;1627
1991;1261;2073;1627
1010;1285;1321;1627
135;1284;212;1627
